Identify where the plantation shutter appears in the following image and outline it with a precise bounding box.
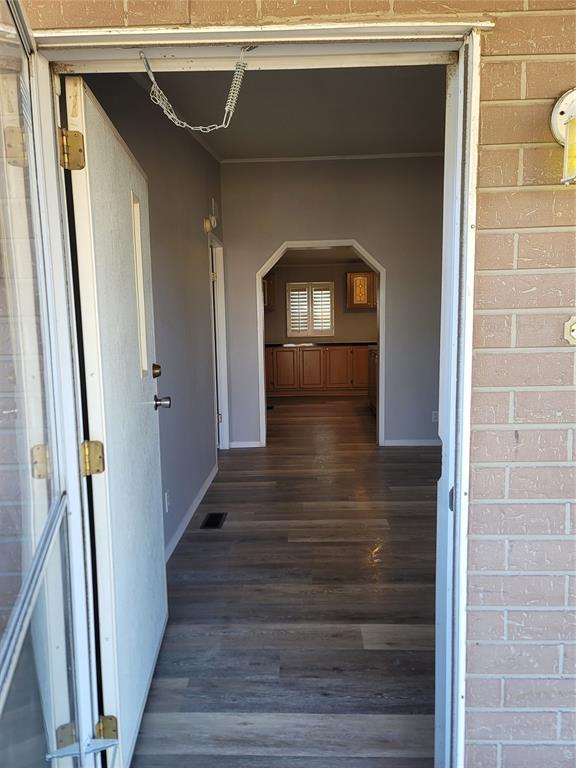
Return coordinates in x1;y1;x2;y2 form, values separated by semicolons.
286;282;334;338
287;284;309;336
311;285;333;334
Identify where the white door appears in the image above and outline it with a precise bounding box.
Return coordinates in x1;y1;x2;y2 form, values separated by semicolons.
65;77;168;767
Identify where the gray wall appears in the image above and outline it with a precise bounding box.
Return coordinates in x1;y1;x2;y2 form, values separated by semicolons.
265;263;378;345
221;157;443;443
89;75;221;553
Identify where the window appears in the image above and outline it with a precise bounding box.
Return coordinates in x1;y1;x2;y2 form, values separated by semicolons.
286;282;335;337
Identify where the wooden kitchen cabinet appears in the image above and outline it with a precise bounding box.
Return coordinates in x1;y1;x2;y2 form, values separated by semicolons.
273;347;299;389
351;347;369;387
368;348;378;414
300;347;324;389
266;345;375;396
324;346;352;388
346;271;377;310
265;346;275;390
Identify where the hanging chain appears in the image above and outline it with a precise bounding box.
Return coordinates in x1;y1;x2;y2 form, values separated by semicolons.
139;48;251;134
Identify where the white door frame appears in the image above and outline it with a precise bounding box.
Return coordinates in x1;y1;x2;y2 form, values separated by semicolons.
32;22;483;768
256;239;386;447
208;234;230;449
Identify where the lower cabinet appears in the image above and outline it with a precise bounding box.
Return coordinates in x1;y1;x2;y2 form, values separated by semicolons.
324;347;352;388
300;347;324;389
368;348;378;414
266;345;376;395
274;347;300;389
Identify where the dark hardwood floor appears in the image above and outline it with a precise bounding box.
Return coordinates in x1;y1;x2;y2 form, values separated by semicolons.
133;397;440;766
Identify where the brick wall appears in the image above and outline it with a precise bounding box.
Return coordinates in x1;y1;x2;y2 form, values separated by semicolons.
23;2;576;767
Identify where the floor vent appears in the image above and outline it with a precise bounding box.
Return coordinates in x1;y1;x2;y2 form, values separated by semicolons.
200;512;227;529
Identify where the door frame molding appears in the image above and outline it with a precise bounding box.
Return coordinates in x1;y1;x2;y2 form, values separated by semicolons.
256;239;386;447
31;21;482;768
208;234;230;449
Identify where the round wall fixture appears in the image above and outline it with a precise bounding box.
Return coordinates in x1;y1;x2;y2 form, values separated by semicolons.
550;87;576;145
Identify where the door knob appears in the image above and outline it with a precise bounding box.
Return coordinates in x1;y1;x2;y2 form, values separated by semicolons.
154;395;172;410
152;363;162;378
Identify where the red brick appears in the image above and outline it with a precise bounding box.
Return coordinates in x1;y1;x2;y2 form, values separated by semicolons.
475;273;576;309
504;678;576;707
477;189;576;229
467;609;506;640
465;744;498;768
189;0;259;25
261;0;349;22
469;503;566;534
471;392;511;424
480;102;555;145
507;609;576;640
522;146;565;186
466;677;502;707
471;428;569;462
473;351;573;387
468;539;506;570
509;466;576;498
503;745;576;768
468;642;561;675
475;233;515;270
478;148;519;187
526;60;576;99
470;466;506;499
515;314;572;348
508;539;576;570
473;314;512;347
466;710;557;740
518;232;576;269
515;390;576;423
483;14;576;56
481;61;522;101
468;574;565;606
126;1;189;25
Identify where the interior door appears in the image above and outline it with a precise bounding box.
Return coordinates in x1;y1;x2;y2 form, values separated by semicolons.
65;76;167;767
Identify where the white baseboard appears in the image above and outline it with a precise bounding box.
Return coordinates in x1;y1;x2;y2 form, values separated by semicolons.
383;439;442;446
164;463;218;561
229;440;265;448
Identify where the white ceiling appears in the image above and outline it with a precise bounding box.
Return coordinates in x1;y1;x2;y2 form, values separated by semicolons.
276;247;366;267
148;65;446;161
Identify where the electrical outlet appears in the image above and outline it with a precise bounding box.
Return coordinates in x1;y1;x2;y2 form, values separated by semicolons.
164;491;170;516
432;411;438;423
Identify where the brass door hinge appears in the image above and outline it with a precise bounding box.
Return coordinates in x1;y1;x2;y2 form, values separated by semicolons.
58;127;85;170
210;271;217;282
95;715;118;740
56;721;76;748
80;440;105;477
31;443;51;480
5;126;27;167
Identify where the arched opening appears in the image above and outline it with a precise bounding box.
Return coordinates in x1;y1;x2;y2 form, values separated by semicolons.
256;239;386;446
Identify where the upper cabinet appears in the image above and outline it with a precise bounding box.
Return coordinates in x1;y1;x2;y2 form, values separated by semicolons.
346;271;377;311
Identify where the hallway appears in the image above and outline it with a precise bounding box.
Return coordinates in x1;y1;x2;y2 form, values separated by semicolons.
133;398;440;766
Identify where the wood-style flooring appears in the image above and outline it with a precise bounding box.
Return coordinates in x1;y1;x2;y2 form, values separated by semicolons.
133;397;440;766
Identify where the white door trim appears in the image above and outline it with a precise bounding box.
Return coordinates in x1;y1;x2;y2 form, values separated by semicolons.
256;239;386;447
209;235;230;450
33;23;481;768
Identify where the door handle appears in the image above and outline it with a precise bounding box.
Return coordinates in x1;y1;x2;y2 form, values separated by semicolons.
154;395;172;410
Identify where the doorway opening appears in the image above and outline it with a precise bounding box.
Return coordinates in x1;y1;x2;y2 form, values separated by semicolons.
259;241;385;446
21;23;482;768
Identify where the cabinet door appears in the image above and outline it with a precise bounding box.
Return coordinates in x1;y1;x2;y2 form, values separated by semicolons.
300;347;324;388
346;271;378;310
352;347;369;387
274;347;299;389
368;349;378;413
324;347;352;388
265;347;275;391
